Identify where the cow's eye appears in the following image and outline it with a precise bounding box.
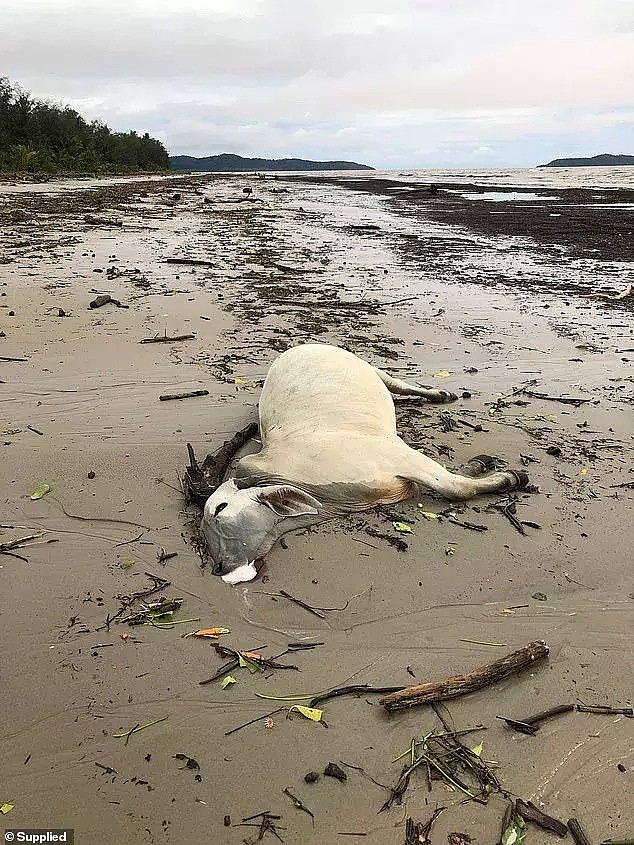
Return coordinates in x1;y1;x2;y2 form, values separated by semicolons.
214;502;228;517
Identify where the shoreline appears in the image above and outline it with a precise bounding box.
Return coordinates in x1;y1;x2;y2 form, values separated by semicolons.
1;174;632;844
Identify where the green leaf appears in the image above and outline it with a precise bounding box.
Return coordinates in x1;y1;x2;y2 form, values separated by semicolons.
220;675;237;689
289;705;323;722
417;508;439;520
501;814;526;845
392;521;413;533
30;483;51;500
254;691;317;702
0;802;14;815
120;559;136;569
238;653;259;673
471;742;484;757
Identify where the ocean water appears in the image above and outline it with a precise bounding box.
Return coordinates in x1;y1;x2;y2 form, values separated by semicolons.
334;165;634;191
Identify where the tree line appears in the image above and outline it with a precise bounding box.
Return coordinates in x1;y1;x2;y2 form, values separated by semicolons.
0;78;170;174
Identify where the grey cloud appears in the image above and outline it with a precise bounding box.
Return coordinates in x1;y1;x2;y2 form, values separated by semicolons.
1;0;633;166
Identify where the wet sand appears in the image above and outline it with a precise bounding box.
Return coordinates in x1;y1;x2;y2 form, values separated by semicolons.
1;173;633;844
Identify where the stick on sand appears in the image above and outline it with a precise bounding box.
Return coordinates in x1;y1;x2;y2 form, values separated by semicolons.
380;640;549;712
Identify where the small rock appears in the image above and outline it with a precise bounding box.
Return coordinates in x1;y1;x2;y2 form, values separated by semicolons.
224;815;231;827
58;308;66;317
8;310;15;316
461;391;472;399
324;762;347;782
532;592;547;601
546;446;562;457
304;771;320;784
87;470;96;479
617;763;626;773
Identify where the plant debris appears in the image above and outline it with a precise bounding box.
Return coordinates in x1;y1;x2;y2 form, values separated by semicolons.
283;787;314;824
324;762;347;782
174;753;200;770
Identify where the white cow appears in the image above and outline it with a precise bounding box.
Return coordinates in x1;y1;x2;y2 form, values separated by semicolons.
202;343;527;584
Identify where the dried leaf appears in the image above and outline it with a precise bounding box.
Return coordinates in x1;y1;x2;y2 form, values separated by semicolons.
220;675;237;689
445;544;455;556
578;467;588;478
434;370;451;379
30;483;50;500
240;650;265;660
289;705;323;722
190;627;230;639
417;507;439;520
0;802;14;815
392;521;413;533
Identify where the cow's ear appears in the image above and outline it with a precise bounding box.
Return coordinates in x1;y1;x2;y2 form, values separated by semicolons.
256;485;321;518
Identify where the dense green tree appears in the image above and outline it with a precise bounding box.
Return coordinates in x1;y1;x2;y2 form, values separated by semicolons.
0;78;169;173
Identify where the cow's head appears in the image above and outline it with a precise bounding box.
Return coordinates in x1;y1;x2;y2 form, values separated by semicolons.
201;479;322;584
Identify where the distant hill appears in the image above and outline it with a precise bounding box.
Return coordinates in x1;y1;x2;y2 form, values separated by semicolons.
539;153;634;168
169;153;374;172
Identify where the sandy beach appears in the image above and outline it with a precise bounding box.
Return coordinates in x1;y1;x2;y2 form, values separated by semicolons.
1;171;632;844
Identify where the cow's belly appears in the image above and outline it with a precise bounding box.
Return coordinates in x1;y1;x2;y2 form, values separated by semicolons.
259;344;396;442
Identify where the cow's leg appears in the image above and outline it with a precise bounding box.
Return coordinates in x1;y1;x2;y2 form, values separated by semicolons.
400;446;528;501
374;367;457;404
455;454;500;478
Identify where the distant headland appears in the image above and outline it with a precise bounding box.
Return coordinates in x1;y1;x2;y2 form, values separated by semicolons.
169;153;374;172
539;153;634;168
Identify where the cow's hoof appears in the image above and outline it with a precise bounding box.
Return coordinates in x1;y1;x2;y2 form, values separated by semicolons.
503;469;530;490
466;454;500;476
434;390;458;403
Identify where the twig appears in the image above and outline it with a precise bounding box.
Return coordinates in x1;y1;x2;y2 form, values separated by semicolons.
159;389;209;401
576;704;633;716
184;422;258;505
53;498;148;528
140;334;196;344
498;703;575;733
405;807;446;845
283;788;314;824
163;258;215;267
310;684;406;708
225;707;284;736
27;425;44;436
380;641;549;712
278;590;326;619
113;716;168;745
523;389;592;407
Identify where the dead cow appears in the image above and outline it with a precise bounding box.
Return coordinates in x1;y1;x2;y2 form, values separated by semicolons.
202;343;528;583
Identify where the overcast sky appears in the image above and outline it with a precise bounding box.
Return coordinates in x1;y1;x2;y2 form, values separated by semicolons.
2;0;633;168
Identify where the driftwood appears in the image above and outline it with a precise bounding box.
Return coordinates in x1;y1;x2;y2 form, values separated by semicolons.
568;818;592;845
185;422;258;506
84;214;123;227
140;333;196;344
159;389;209;402
379;641;549;712
163;258;215;267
